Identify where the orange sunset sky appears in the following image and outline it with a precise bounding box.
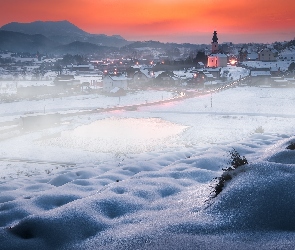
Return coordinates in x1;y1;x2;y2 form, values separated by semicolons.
0;0;294;44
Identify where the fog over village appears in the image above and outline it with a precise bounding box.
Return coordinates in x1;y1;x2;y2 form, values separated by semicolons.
0;15;295;249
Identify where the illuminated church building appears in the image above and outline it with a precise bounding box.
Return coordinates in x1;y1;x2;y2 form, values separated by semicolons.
207;31;227;67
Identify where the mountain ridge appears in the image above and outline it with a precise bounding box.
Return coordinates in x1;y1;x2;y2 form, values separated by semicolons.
0;30;59;53
0;20;202;55
0;20;129;47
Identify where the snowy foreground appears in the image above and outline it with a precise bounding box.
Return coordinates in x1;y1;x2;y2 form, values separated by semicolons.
1;86;295;249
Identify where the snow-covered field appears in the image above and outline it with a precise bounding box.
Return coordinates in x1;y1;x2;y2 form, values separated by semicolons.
1;86;295;249
0;90;174;122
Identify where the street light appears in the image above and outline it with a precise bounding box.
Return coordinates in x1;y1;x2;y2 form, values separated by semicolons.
211;81;213;108
211;92;212;108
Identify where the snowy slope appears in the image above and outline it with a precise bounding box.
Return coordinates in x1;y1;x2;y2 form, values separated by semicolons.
0;86;295;249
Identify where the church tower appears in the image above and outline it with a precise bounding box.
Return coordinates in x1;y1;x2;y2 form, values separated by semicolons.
211;31;219;53
207;31;227;67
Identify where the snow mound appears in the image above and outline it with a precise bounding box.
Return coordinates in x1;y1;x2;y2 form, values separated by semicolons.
3;137;295;249
209;162;295;231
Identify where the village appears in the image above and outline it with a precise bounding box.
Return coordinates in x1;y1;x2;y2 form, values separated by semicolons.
0;31;294;104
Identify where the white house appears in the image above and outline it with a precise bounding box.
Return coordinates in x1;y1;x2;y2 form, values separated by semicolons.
258;48;277;61
247;52;259;61
74;73;102;87
207;53;228;68
66;64;95;72
280;49;295;61
249;68;271;86
132;69;151;85
103;74;128;92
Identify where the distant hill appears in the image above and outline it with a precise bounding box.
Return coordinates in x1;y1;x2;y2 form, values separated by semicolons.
0;30;117;55
122;40;202;51
0;30;59;53
1;20;130;47
123;40;169;50
54;41;118;55
1;20;86;37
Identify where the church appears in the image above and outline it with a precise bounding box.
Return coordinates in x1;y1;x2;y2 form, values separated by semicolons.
207;31;228;68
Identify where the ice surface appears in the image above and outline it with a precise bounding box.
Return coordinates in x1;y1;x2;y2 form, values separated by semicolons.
44;117;187;154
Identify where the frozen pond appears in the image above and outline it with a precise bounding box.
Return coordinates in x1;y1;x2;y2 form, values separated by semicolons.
45;117;188;154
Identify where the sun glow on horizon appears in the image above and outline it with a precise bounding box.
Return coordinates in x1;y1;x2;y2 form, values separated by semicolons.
1;0;295;43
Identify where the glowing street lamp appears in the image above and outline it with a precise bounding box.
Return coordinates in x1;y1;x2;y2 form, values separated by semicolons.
230;59;237;65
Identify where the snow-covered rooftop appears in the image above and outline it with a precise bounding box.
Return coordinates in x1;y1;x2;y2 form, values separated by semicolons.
251;71;271;76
